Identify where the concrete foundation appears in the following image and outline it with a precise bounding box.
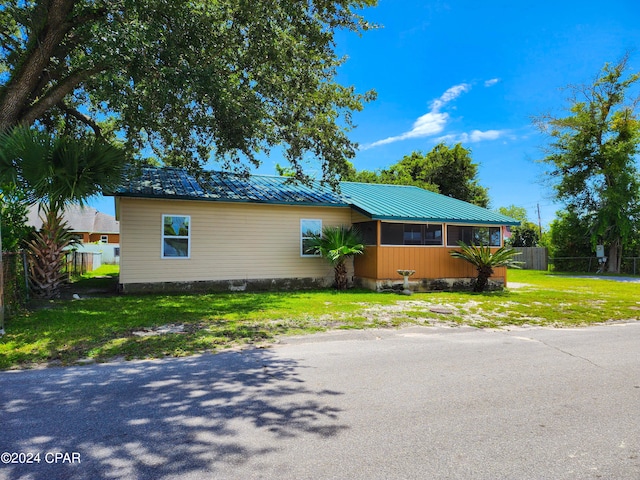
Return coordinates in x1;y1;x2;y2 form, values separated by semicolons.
355;276;505;292
119;276;333;294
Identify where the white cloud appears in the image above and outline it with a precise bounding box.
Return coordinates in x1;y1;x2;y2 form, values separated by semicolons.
367;111;449;148
430;83;471;110
436;129;508;144
365;83;471;149
364;83;510;149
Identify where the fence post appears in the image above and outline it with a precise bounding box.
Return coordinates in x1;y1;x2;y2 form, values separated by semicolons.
0;245;4;335
22;251;29;301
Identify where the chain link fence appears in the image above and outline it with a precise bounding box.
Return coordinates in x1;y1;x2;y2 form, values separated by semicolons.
2;252;30;317
550;257;640;275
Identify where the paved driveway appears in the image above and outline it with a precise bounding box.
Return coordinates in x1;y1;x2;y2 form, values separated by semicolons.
1;323;639;480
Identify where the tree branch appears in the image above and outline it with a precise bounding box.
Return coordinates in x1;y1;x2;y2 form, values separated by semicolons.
20;65;106;126
58;102;103;137
0;0;77;130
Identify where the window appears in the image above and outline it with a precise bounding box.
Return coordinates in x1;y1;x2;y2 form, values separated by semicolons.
380;223;443;246
301;219;322;257
446;225;501;247
100;235;109;244
162;215;190;258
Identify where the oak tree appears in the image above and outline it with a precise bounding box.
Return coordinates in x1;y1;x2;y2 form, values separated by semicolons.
535;55;640;272
344;143;490;207
0;0;376;184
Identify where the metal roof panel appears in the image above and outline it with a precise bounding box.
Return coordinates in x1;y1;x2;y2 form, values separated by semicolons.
114;167;519;225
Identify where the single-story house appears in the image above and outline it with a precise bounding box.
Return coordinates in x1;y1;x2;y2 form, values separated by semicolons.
110;166;519;293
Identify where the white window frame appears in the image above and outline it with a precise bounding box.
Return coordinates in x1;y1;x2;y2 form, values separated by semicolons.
162;214;191;259
300;219;322;257
100;235;109;244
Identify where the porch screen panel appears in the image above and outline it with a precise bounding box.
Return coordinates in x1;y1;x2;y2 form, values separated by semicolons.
354;221;378;246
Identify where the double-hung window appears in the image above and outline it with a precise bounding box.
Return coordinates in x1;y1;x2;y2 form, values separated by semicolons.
301;219;322;257
162;215;191;258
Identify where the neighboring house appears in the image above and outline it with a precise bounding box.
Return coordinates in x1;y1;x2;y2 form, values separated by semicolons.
27;204;120;244
27;204;120;264
111;167;519;293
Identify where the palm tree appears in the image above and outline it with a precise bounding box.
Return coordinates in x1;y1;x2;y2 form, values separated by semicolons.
449;242;522;293
24;207;80;299
0;126;126;298
308;225;365;290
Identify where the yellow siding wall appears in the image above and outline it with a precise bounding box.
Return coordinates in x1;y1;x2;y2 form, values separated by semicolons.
351;211;372;223
119;198;353;284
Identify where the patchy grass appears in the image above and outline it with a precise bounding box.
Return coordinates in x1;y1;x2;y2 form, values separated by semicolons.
1;269;639;369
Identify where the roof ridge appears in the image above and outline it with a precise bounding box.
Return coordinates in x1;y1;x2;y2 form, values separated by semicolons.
339;180;425;189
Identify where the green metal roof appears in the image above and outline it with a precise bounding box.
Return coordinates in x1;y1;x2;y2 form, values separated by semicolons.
340;182;520;225
114;167;519;226
114;167;347;207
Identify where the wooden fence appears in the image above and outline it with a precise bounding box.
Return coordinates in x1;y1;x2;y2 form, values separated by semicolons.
512;247;549;270
65;251;102;276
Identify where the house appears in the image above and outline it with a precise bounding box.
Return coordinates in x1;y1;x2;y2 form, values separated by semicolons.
111;166;519;293
27;204;121;264
27;204;120;244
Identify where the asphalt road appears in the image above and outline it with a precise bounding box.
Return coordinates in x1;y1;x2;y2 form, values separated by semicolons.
1;323;639;480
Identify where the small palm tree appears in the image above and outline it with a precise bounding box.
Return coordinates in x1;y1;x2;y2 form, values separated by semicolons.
449;242;522;292
308;226;365;290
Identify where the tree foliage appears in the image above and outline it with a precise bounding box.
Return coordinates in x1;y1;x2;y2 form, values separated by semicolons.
497;205;540;247
344;143;490;207
535;55;640;272
0;126;127;211
0;126;126;297
0;0;376;185
0;185;33;252
547;209;593;258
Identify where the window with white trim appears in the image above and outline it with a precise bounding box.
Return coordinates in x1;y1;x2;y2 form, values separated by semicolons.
162;215;191;258
301;219;322;257
100;235;109;244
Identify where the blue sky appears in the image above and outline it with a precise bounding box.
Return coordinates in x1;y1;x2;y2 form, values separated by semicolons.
91;0;640;227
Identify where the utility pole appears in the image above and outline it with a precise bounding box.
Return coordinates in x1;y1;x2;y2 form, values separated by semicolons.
537;203;543;239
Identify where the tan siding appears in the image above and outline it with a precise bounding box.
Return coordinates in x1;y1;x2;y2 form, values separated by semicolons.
351;211;372;223
119;198;353;284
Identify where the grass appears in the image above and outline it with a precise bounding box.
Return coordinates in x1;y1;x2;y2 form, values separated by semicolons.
1;268;639;369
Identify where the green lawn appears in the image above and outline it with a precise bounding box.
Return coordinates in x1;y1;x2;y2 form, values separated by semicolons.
1;269;638;369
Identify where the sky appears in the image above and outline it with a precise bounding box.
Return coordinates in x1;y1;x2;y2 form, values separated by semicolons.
90;0;640;227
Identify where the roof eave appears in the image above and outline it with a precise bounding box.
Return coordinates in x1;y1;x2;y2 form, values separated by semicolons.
113;192;349;209
364;213;520;226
